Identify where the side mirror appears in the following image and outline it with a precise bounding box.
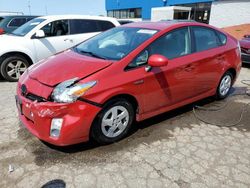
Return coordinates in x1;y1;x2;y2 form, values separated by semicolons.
34;30;45;38
148;54;169;67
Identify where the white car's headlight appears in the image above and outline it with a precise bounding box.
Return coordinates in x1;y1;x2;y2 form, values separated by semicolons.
51;78;97;103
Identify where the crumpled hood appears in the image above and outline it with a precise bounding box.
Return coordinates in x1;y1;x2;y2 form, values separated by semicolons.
240;38;250;49
28;50;112;86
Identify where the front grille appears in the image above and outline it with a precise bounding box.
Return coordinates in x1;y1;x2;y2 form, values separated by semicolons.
25;93;47;102
241;47;250;54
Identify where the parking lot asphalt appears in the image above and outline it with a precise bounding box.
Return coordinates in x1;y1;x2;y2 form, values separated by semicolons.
0;67;250;188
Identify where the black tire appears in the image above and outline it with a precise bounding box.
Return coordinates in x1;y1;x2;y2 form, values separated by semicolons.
91;98;135;145
216;71;233;100
0;55;29;82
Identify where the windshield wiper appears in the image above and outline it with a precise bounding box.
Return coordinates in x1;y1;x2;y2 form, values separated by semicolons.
76;48;107;60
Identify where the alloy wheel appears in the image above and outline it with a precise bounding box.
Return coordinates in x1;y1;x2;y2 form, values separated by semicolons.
219;75;232;96
6;60;27;80
101;105;129;138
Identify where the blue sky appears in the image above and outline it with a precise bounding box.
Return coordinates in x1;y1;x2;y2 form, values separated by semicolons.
0;0;106;16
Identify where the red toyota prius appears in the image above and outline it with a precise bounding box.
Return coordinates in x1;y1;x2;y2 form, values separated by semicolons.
16;21;241;146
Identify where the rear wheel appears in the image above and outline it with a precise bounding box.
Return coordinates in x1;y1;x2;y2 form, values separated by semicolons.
216;71;233;99
0;55;29;82
91;99;135;144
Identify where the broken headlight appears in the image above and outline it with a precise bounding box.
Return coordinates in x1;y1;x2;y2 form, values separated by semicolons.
51;78;97;103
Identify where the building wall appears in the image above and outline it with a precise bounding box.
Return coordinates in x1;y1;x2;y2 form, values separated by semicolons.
105;0;213;19
105;0;164;19
167;0;212;5
209;0;250;28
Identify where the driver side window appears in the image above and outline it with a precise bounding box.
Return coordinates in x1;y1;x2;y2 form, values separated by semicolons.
40;20;69;37
126;27;191;70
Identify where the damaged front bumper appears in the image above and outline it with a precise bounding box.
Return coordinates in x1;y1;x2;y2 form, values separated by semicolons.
16;87;101;146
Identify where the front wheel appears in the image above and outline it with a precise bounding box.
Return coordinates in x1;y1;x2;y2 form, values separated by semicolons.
0;55;29;82
91;99;135;144
216;72;233;99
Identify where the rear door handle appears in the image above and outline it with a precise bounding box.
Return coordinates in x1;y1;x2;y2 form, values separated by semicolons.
184;64;195;72
217;54;225;61
133;79;144;85
64;38;73;43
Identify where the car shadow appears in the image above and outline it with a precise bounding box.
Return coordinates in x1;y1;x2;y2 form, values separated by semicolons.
40;95;217;154
242;63;250;68
16;86;250;167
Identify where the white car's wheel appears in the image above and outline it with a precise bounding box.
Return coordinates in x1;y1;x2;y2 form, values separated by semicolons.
0;55;29;82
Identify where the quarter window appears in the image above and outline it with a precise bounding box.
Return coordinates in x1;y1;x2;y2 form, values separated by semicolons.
97;20;115;31
192;27;220;52
217;31;227;45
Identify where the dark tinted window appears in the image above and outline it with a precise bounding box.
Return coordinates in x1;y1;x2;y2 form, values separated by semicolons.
70;19;100;34
97;20;115;31
27;17;35;22
193;27;220;52
149;27;191;59
41;20;69;37
8;18;27;27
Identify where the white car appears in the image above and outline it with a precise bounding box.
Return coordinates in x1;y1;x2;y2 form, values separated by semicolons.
0;15;120;81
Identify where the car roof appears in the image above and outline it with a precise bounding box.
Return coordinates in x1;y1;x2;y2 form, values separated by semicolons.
38;15;118;22
121;20;208;31
0;15;38;18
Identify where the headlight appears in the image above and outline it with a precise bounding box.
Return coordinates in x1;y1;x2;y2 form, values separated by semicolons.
51;78;97;103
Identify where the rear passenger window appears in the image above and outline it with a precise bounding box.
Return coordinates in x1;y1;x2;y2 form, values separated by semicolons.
70;19;100;34
8;18;27;27
97;20;115;31
192;27;220;52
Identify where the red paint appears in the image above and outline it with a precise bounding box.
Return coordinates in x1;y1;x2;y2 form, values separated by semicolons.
17;22;241;146
0;28;5;35
148;54;169;67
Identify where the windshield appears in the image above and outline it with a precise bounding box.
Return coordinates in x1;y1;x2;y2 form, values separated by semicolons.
74;27;158;60
11;18;45;36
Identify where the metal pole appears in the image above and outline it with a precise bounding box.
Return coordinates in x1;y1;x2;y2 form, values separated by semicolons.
28;0;31;15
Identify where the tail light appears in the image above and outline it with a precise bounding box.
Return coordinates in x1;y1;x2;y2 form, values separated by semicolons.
0;28;5;35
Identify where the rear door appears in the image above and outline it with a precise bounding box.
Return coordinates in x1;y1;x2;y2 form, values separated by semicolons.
32;19;73;61
190;26;225;94
69;19;116;46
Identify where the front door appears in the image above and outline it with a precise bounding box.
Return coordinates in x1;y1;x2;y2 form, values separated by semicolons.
128;27;197;114
32;19;74;62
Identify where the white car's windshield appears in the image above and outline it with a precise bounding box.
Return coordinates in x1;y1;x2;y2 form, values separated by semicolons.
74;27;158;60
11;18;46;36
